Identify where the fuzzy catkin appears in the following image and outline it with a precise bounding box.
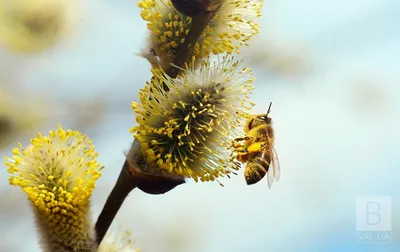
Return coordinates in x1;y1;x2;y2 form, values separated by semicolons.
138;0;262;70
5;125;103;251
131;55;255;182
35;208;97;252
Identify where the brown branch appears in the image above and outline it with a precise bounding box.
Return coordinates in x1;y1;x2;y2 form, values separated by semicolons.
166;10;217;78
95;157;186;245
95;160;136;245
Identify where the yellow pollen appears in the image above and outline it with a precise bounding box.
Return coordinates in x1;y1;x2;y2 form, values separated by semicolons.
4;124;103;247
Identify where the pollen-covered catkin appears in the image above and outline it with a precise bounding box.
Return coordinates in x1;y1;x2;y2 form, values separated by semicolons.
131;55;255;182
5;125;103;251
138;0;263;69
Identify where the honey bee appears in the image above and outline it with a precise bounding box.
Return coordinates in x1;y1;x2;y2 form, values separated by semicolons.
232;102;280;188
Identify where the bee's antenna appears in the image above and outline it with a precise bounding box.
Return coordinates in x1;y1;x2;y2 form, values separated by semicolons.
266;102;272;115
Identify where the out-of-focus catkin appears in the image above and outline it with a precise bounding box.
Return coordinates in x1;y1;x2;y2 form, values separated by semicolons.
5;125;103;251
0;0;78;52
98;227;141;252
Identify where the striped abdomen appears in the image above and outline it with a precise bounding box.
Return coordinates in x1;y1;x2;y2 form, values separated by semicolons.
244;150;271;185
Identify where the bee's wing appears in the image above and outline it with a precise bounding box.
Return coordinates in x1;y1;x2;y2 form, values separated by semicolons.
267;165;274;189
259;149;273;189
265;129;280;188
271;146;281;182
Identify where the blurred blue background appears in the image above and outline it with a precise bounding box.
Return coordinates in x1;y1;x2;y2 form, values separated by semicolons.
0;0;399;251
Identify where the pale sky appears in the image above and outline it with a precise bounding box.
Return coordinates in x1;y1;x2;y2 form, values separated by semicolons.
0;0;399;251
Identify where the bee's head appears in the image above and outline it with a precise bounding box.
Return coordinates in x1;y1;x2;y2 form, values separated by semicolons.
245;102;273;130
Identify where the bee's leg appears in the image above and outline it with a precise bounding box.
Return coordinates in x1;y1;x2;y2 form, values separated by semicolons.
230;146;248;157
231;142;241;148
233;136;253;142
236;147;249;154
247;142;268;154
231;146;249;163
230;146;247;156
231;138;244;148
233;137;246;142
231;136;254;148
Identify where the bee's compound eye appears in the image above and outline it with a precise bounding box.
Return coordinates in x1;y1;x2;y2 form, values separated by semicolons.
259;116;266;121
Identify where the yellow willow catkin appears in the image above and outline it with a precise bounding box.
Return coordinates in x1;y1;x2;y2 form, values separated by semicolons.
0;0;77;52
131;55;255;182
5;125;103;251
138;0;263;69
